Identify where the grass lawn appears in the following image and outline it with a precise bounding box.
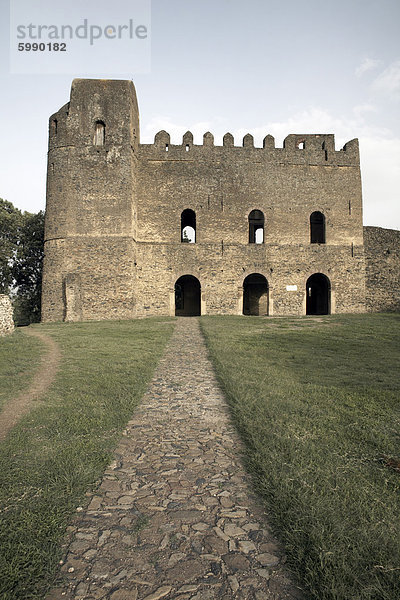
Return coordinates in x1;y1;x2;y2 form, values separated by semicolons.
201;313;400;600
0;318;174;600
0;328;43;411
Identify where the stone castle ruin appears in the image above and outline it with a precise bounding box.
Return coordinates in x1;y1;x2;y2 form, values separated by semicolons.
41;79;400;322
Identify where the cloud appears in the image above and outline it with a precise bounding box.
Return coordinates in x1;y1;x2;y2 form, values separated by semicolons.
371;59;400;98
352;103;377;120
233;107;367;149
356;58;382;78
360;135;400;229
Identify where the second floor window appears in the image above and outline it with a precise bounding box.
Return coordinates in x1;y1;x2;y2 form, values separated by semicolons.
249;209;264;244
181;209;196;243
310;211;326;243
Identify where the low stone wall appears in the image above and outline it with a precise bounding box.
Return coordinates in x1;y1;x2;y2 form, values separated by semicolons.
364;226;400;312
0;295;14;336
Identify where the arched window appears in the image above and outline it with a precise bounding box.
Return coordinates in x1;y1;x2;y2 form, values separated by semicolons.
181;209;196;243
248;210;264;244
310;211;325;244
94;121;105;146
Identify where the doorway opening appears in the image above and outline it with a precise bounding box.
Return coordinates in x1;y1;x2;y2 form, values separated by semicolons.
306;273;331;315
175;275;201;316
243;273;269;315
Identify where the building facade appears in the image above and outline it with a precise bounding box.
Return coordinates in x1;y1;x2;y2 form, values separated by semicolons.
42;78;369;321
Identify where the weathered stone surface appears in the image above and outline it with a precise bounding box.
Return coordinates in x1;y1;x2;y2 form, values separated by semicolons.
143;587;171;600
110;590;138;600
0;295;14;336
165;559;206;583
364;226;400;312
237;539;257;554
203;534;228;555
257;552;280;567
222;552;251;573
46;318;302;599
224;523;246;538
41;78;399;324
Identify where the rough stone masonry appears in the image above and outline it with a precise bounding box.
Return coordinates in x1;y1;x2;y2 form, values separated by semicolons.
41;79;399;322
0;295;14;336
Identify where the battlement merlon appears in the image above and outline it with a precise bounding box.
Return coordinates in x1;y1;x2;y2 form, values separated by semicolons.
48;78;140;152
46;78;360;167
140;131;360;167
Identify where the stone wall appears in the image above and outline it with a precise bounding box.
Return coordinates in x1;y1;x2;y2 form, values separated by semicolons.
364;226;400;312
134;130;365;317
0;295;14;335
41;78;369;321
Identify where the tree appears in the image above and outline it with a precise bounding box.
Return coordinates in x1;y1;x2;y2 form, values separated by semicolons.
0;199;23;294
182;228;191;243
13;210;45;325
0;198;44;325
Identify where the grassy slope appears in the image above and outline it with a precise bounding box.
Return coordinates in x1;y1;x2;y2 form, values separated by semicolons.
0;318;174;600
201;314;400;600
0;329;43;411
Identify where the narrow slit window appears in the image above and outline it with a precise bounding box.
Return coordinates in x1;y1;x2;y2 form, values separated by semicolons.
165;143;169;152
51;119;58;135
185;144;190;152
94;121;105;146
310;211;326;244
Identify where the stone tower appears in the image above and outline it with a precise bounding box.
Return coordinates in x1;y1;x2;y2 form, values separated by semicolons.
42;78;367;321
42;79;139;321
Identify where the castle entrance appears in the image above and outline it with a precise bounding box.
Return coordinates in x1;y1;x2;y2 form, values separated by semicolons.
243;274;269;316
175;275;201;316
306;273;331;315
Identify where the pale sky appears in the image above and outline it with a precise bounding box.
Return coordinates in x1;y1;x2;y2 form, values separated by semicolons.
0;0;399;229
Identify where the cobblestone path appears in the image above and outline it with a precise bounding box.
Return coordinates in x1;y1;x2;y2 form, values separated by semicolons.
48;318;302;600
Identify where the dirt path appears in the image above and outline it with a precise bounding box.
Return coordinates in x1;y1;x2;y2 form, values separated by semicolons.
0;328;61;442
47;318;302;600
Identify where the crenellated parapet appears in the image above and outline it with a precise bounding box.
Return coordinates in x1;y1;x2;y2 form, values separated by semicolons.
140;131;360;166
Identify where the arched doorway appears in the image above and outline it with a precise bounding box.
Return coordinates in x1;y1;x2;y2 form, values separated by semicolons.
175;275;201;316
243;274;269;315
306;273;331;315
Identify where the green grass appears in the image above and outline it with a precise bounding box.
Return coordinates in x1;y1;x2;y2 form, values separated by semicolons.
201;314;400;600
0;318;174;600
0;329;43;411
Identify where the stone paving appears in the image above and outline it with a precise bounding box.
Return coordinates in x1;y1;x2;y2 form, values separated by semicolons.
48;318;303;600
